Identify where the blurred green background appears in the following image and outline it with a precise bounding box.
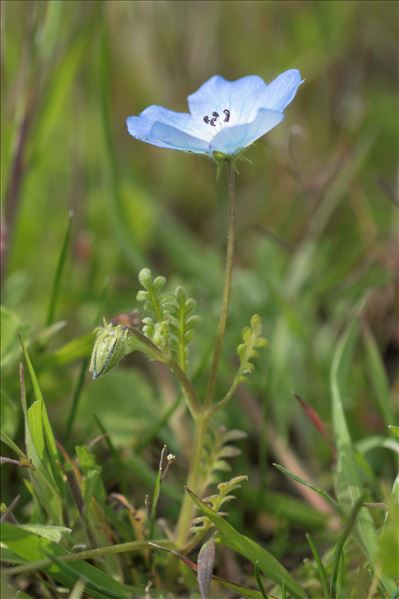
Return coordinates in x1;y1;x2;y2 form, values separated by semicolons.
1;0;398;559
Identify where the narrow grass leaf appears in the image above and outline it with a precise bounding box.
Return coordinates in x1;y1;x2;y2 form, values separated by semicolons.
65;359;89;446
330;320;373;531
148;446;166;538
22;341;65;495
186;489;305;599
273;463;339;512
330;495;365;598
0;430;27;459
46;211;73;327
98;16;144;270
65;282;108;444
216;580;266;599
49;556;129;599
305;533;330;599
363;328;395;425
255;560;270;599
19;354;63;522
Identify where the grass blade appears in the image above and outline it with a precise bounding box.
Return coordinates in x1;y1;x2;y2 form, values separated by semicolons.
46;211;73;327
305;533;330;599
98;14;144;270
254;560;270;599
0;430;27;460
148;446;166;539
330;494;364;598
21;341;64;487
49;556;129;599
273;463;339;513
19;344;65;521
363;327;395;425
65;282;108;445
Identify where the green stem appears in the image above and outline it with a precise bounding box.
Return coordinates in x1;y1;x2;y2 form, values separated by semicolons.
211;373;241;416
175;412;209;549
204;162;236;408
175;161;237;549
167;359;199;417
129;327;199;416
4;539;173;575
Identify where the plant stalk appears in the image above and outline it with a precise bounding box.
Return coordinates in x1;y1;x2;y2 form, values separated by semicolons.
175;161;237;549
175;412;209;549
204;162;236;408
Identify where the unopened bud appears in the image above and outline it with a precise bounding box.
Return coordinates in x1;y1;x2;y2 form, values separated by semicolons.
90;322;130;379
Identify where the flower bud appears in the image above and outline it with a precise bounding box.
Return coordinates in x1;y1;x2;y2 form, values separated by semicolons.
89;322;130;379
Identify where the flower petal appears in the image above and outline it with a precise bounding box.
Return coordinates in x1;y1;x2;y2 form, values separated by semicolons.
126;105;209;153
127;105;205;138
188;75;268;124
149;121;210;153
210;108;284;155
259;69;303;112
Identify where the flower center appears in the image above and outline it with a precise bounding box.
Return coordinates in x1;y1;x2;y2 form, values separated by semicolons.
203;109;230;128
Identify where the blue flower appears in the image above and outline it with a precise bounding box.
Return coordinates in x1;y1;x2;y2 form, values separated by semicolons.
126;69;303;157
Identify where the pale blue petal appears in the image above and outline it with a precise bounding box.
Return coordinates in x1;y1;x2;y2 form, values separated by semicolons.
149;121;209;153
210;108;284;155
188;75;268;124
127;105;205;138
259;69;303;112
126;105;208;153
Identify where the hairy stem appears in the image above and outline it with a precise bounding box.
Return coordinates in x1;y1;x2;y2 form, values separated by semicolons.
129;327;199;416
175;161;237;549
167;359;199;417
175;412;209;549
204;162;236;408
211;373;241;415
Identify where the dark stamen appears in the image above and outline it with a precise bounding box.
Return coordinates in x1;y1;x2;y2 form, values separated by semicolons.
204;110;230;127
